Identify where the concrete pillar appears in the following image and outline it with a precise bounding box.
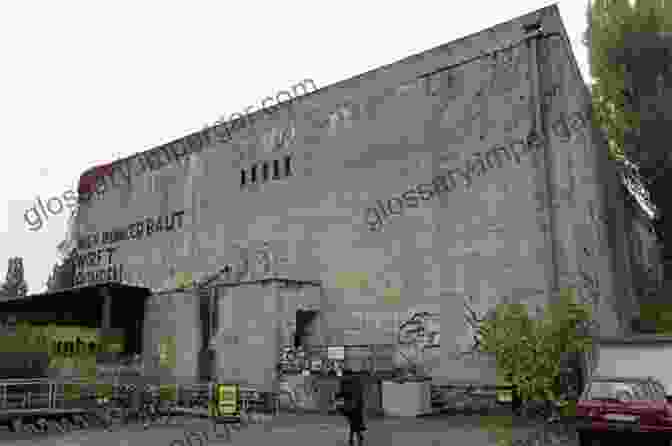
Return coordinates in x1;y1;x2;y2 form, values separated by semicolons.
274;282;282;395
318;284;329;346
208;286;219;381
197;285;215;382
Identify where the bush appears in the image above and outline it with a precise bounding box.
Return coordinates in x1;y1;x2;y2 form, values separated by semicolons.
474;289;594;405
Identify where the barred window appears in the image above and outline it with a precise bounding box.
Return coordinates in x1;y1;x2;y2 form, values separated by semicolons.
250;164;258;184
261;161;270;183
284;154;294;177
242;155;293;189
273;159;281;180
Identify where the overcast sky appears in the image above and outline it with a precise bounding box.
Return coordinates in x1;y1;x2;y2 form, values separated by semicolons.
0;1;591;294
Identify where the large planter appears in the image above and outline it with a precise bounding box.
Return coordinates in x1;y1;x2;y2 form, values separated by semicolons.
280;374;319;410
382;380;431;417
363;378;382;416
315;376;341;414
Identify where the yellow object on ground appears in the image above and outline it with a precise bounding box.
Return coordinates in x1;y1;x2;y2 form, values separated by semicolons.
216;383;240;416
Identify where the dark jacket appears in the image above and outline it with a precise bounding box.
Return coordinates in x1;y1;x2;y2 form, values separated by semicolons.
337;375;365;411
129;387;143;412
337;374;367;432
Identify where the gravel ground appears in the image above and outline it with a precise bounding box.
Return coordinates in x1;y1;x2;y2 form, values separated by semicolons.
0;412;578;446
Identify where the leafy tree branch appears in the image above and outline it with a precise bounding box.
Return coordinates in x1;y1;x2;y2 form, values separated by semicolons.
470;292;594;405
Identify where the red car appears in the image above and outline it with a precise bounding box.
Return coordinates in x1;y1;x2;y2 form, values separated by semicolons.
576;375;672;445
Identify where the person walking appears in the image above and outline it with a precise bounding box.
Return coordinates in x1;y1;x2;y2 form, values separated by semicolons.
511;384;523;416
95;394;113;432
507;373;523;416
128;384;143;425
141;385;160;429
336;371;367;446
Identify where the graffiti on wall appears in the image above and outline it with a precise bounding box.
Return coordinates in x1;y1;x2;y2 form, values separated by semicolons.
461;295;499;355
396;311;440;374
398;311;441;349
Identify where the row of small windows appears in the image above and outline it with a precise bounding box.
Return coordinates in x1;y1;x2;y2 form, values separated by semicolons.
241;154;294;188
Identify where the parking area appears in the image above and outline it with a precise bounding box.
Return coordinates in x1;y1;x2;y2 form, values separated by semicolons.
0;412;578;446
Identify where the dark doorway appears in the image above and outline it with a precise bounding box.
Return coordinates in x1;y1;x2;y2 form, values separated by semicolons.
294;309;319;349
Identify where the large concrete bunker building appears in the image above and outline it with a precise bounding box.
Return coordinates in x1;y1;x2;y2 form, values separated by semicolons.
61;6;636;390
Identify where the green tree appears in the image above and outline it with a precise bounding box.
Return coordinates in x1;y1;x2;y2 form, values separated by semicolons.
0;257;28;298
475;291;594;407
587;0;671;261
46;255;75;292
587;0;671;161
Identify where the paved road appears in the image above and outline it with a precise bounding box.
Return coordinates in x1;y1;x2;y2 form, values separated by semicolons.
0;413;577;445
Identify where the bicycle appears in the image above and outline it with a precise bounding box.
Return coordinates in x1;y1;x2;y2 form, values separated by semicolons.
108;396;128;426
140;401;162;429
157;400;179;425
168;430;210;446
91;397;114;431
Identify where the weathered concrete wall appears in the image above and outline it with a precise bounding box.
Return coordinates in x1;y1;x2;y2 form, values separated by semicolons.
535;18;626;337
212;282;280;392
73;5;628;385
142;290;201;384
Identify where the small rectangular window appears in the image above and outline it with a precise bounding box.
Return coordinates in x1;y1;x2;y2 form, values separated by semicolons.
273;159;281;180
250;164;257;184
284;154;293;177
261;161;270;183
240;169;247;187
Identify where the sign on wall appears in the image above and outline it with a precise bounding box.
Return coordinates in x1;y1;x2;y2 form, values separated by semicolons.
158;335;176;369
215;383;240;417
72;210;186;287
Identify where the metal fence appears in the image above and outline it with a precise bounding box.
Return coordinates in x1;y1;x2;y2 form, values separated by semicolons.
0;378;279;415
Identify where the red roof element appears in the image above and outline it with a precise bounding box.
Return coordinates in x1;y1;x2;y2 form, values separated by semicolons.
78;174;96;194
95;163;114;177
78;162;114;194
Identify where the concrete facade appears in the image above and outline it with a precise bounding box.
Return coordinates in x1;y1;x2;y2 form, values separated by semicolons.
71;6;631;386
625;197;663;300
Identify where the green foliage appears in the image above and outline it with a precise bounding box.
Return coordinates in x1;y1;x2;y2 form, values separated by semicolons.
639;302;672;333
588;0;672;162
159;383;178;402
476;291;594;404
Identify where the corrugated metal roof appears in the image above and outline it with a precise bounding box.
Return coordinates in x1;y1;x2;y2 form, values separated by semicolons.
0;281;150;304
